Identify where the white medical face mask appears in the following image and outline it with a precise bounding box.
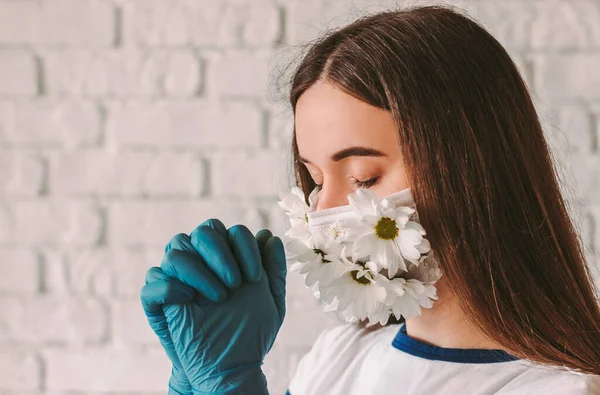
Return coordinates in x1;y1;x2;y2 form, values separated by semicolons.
278;186;442;327
306;187;415;234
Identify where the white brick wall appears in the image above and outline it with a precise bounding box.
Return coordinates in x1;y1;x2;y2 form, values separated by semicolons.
0;0;598;393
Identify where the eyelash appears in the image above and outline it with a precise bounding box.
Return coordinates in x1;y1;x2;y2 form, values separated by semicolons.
315;176;380;191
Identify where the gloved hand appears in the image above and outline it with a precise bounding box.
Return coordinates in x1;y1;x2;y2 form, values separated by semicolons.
140;227;219;394
140;267;193;394
149;218;286;395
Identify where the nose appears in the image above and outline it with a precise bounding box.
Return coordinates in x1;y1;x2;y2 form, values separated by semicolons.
314;184;350;211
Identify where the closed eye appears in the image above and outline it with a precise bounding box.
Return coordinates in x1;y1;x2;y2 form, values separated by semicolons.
314;176;380;191
352;176;380;189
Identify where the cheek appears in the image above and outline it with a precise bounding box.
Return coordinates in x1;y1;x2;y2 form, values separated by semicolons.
377;163;410;195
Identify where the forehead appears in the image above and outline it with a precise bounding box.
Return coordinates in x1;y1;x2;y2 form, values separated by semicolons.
294;82;399;158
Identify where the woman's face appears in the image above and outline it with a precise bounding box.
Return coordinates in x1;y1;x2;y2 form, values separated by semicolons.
295;81;409;211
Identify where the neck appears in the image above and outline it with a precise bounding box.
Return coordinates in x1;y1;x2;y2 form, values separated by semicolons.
404;277;504;350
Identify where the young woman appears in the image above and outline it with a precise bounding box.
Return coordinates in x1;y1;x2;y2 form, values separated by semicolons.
140;5;600;394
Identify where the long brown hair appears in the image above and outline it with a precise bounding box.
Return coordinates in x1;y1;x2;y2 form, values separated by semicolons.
282;5;600;376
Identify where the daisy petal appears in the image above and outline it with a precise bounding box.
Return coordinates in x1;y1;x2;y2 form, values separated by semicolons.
352;232;378;260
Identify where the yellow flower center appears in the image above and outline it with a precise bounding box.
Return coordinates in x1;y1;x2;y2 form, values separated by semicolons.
350;270;371;285
375;217;399;240
313;248;330;264
350;262;372;285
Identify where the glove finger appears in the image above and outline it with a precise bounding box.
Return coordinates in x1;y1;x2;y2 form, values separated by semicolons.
145;266;164;285
165;217;226;255
160;248;227;302
141;267;196;314
227;224;262;284
198;218;228;239
261;236;287;324
190;225;242;289
145;265;188;286
255;228;273;250
146;265;223;308
165;232;196;254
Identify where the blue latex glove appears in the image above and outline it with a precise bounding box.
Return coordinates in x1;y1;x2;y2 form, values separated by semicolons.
140;219;239;394
141;267;194;394
160;219;286;395
141;229;217;394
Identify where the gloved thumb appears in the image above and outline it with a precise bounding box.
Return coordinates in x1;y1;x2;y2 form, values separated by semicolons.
140;267;196;377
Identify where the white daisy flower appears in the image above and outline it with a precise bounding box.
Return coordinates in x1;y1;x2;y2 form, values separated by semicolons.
318;247;389;321
321;296;339;312
278;186;319;245
278;185;440;326
404;253;443;284
283;231;346;288
346;188;431;277
328;220;349;243
384;276;439;320
365;304;395;326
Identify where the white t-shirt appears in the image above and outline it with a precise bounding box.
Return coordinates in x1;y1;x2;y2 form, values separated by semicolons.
286;321;600;395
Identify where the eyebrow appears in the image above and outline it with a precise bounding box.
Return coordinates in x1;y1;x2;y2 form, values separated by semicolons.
298;146;387;165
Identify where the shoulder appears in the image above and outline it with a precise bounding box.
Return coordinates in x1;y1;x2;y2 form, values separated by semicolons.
500;362;600;395
531;371;600;395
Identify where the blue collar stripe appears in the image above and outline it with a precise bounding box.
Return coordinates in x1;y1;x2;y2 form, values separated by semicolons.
391;323;521;364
